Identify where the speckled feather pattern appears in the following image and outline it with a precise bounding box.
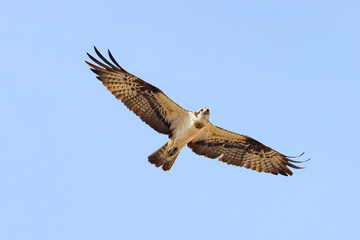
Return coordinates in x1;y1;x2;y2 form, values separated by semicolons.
85;47;186;137
86;47;306;175
188;124;304;176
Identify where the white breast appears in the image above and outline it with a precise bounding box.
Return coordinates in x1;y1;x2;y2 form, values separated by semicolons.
171;112;204;147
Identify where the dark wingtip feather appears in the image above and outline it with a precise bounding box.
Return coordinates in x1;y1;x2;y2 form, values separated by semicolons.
93;45;99;54
286;160;305;170
87;52;94;60
288;158;310;164
93;46;105;62
90;68;103;77
278;170;289;176
93;46;119;70
286;151;305;158
87;52;109;69
86;46;126;73
284;151;310;164
108;49;125;71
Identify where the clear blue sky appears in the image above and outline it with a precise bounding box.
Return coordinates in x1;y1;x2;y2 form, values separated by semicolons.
1;1;359;239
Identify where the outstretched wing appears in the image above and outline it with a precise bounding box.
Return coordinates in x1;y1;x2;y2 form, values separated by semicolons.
188;124;306;176
86;47;188;136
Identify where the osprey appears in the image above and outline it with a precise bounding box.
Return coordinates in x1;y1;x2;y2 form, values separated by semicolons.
86;47;307;176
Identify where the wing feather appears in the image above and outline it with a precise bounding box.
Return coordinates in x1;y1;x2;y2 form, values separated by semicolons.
188;124;307;176
86;47;188;136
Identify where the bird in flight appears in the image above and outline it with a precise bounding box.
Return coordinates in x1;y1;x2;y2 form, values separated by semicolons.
86;47;307;176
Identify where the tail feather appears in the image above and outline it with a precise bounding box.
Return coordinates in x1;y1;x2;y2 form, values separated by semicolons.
162;152;179;171
148;143;168;167
148;142;180;171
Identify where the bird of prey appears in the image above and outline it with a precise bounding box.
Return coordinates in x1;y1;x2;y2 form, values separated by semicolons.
86;47;307;176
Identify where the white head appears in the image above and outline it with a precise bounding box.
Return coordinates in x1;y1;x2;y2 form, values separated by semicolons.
194;107;210;127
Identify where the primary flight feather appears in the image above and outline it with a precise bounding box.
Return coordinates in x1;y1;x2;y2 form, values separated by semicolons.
86;47;307;176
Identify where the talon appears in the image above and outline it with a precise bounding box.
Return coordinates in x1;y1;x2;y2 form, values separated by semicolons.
167;147;178;156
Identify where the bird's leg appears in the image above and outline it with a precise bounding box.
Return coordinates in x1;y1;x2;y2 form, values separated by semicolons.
167;147;178;156
166;139;179;156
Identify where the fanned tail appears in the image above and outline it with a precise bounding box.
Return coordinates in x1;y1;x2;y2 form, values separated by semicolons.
148;142;179;171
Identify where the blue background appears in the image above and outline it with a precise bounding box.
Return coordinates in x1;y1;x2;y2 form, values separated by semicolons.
1;1;359;239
